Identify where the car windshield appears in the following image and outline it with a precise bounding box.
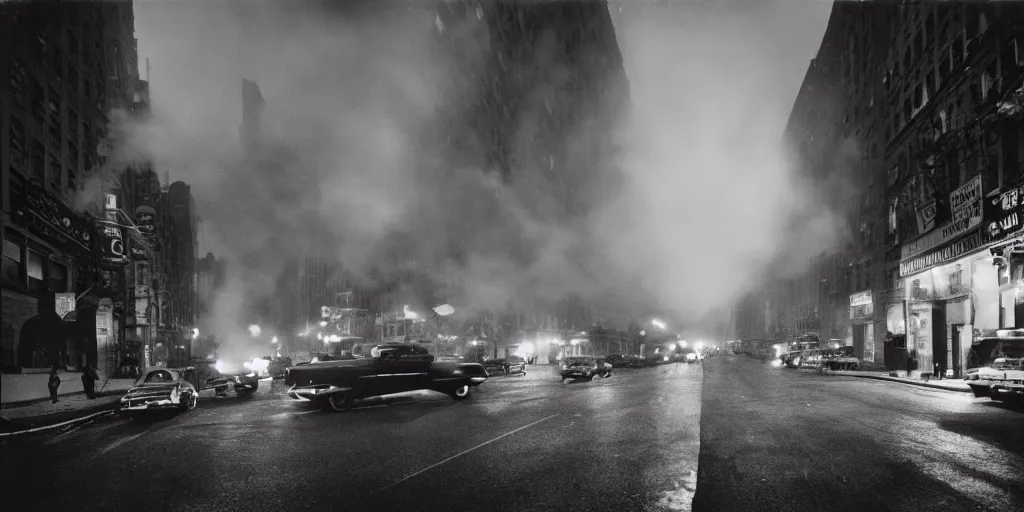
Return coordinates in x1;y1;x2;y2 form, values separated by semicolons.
142;370;177;384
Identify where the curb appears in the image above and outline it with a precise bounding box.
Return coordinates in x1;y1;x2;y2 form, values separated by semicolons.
0;408;118;438
833;371;973;393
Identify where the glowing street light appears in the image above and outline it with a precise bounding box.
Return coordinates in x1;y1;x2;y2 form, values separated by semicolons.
248;324;261;337
651;319;667;330
667;343;677;351
271;336;278;344
319;321;328;327
403;305;419;320
192;328;200;338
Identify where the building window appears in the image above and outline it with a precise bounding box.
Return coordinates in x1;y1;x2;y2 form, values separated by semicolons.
48;152;62;190
49;262;67;293
27;250;45;295
31;78;45;119
8;57;26;107
30;139;45;181
2;240;23;286
9;118;27;169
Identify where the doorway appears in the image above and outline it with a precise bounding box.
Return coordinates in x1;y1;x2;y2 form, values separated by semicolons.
852;324;865;360
951;323;964;378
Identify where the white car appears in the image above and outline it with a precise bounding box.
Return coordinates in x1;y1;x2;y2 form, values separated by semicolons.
119;368;198;414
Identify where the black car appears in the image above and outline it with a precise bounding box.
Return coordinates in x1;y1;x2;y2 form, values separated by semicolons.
285;343;489;411
482;355;527;376
561;356;608;382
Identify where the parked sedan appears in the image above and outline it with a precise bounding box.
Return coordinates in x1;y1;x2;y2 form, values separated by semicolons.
285;343;489;411
482;355;527;376
119;368;198;415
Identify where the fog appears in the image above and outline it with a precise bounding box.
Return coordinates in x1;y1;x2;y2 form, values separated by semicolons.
125;0;839;356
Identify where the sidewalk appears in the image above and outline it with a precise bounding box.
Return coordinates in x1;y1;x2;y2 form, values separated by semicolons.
1;373;135;435
0;393;124;434
1;372;135;406
831;369;973;393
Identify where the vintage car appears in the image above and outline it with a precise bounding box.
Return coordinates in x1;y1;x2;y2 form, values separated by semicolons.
819;346;860;371
560;356;610;381
119;368;198;415
482;355;527;376
284;342;489;411
594;357;614;376
266;356;292;379
965;329;1024;402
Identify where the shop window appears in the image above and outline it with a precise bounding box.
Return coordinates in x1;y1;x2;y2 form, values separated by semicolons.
49;261;67;293
27;250;45;295
2;240;23;285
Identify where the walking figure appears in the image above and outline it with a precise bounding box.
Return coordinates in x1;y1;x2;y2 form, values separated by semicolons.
48;366;61;404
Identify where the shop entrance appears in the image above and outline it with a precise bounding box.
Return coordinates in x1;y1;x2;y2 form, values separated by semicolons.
951;323;964;378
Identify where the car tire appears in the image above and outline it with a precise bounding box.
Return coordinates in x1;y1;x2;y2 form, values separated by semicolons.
327;391;356;411
450;385;472;400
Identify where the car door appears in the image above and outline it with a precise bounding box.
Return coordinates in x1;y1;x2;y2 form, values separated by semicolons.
373;351;429;395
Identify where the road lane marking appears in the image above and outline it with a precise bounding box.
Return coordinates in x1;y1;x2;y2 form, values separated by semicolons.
93;432;145;459
372;413;558;493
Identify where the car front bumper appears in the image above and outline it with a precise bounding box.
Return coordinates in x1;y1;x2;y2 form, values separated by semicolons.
120;398;179;411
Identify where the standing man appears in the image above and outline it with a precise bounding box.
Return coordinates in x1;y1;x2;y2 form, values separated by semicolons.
48;366;61;404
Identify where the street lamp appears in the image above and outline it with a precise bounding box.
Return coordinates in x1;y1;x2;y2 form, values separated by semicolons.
271;336;278;344
248;324;261;337
652;319;667;330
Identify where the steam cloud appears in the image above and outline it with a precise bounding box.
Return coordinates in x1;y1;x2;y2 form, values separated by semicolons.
126;0;841;354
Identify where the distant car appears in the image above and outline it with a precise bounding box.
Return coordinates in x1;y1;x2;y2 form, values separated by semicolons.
482;355;527;376
267;357;292;378
561;356;606;382
119;368;198;415
285;343;489;411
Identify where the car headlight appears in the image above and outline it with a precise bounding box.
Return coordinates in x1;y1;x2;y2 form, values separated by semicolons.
170;386;180;402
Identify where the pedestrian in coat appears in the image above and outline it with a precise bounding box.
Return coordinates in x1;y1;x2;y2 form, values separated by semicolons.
81;365;98;399
48;366;61;404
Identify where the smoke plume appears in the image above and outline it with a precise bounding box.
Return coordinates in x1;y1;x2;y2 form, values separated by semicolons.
125;0;839;354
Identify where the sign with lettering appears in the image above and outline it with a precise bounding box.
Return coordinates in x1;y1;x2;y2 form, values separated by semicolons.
21;179;94;251
901;176;983;259
55;293;76;319
916;199;938;234
850;290;873;307
900;230;982;277
984;178;1024;242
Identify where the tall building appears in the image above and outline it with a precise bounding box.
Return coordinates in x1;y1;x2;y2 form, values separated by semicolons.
736;2;894;355
884;3;1024;376
1;1;139;373
738;3;1024;376
196;251;226;318
166;181;198;333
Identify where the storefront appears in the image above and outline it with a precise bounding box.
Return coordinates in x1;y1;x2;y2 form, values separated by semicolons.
893;176;1024;377
1;179;98;372
849;290;875;363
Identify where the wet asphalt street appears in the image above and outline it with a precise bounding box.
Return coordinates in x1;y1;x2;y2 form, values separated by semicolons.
0;363;702;512
3;356;1021;512
693;356;1024;512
